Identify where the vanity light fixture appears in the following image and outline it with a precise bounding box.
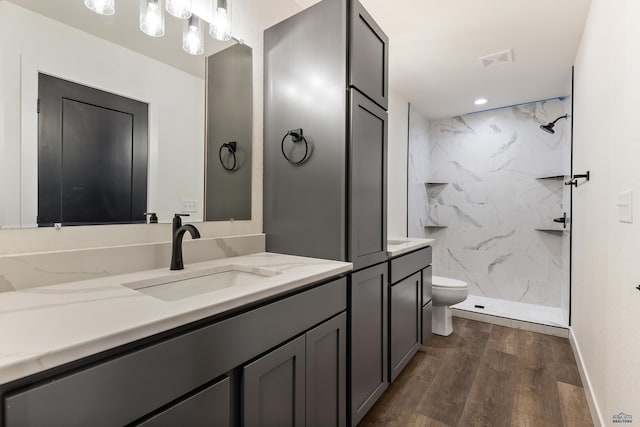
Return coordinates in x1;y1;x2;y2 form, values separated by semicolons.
209;0;232;41
140;0;165;37
84;0;115;15
166;0;192;19
474;98;488;105
183;15;204;55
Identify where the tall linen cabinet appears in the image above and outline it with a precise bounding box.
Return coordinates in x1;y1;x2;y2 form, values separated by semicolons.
264;0;389;424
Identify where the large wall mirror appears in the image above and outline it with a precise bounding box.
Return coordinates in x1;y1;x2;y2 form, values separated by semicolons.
0;0;252;229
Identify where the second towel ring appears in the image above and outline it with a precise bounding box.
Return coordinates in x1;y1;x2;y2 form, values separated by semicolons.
219;141;238;172
281;129;309;165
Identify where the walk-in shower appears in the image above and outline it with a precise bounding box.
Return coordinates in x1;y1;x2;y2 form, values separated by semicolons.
408;98;572;329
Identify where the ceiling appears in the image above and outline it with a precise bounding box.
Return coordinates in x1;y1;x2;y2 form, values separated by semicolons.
10;0;592;117
252;0;592;119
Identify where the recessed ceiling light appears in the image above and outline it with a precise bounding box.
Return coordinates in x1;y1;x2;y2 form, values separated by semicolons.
474;98;488;105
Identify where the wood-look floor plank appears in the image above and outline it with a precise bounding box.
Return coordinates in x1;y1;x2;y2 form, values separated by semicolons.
513;367;564;424
548;336;583;387
510;411;561;427
414;321;490;425
486;324;534;356
457;349;519;427
414;347;482;425
557;382;594;427
359;319;593;427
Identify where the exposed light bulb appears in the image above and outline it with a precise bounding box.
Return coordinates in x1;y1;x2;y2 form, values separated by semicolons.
474;98;488;105
84;0;115;15
183;16;204;55
166;0;192;19
209;0;232;41
140;0;165;37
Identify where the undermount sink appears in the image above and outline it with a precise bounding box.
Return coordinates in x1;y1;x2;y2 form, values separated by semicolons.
123;265;281;302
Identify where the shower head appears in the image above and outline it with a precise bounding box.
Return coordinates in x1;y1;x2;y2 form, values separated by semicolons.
539;114;568;134
540;123;556;134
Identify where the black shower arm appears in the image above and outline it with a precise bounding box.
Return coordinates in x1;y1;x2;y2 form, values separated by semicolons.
550;114;568;125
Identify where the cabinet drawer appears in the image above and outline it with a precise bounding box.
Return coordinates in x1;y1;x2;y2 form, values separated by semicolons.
421;301;433;344
422;265;433;305
5;278;347;427
349;0;388;109
390;246;432;284
136;377;231;427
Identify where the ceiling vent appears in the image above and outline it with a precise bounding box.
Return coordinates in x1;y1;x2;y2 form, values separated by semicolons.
478;49;514;68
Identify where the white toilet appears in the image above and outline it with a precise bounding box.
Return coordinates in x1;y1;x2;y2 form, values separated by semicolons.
432;276;469;336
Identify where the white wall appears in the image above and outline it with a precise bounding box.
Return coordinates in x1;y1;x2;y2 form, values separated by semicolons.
387;88;409;238
571;0;640;423
0;1;264;255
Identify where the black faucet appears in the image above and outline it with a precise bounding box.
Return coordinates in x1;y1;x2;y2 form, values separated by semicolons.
170;214;201;270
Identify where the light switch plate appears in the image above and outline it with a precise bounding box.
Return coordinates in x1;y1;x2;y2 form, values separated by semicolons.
618;190;633;223
181;200;198;213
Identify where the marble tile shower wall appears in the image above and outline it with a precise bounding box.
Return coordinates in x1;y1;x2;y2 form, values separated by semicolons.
419;100;571;307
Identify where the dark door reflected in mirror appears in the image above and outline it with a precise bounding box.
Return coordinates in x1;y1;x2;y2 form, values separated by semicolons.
37;73;148;226
205;43;253;221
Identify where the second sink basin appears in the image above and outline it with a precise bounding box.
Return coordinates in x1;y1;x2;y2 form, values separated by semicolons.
123;265;281;302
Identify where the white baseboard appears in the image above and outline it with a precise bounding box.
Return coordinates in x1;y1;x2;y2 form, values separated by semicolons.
568;327;604;427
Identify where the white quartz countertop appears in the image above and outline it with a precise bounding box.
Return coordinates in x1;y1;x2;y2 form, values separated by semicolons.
387;238;435;258
0;252;352;385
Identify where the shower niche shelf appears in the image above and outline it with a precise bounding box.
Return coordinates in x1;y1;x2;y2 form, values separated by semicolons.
535;175;566;180
424;225;448;229
425;182;448;185
535;228;564;233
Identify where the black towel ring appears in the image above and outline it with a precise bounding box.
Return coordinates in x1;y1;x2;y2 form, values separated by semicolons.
219;141;238;172
281;129;309;165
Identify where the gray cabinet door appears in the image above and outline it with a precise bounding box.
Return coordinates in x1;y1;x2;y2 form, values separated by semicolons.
350;262;388;426
349;0;389;109
349;90;388;271
243;335;306;427
136;377;231;427
390;272;421;382
306;313;347;427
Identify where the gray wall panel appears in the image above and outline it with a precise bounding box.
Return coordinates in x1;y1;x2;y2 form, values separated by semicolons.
264;0;348;261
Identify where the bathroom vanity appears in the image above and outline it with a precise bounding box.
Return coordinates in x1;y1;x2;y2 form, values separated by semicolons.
0;253;351;426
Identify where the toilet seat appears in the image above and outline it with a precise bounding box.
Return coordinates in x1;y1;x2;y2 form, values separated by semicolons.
432;275;467;288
